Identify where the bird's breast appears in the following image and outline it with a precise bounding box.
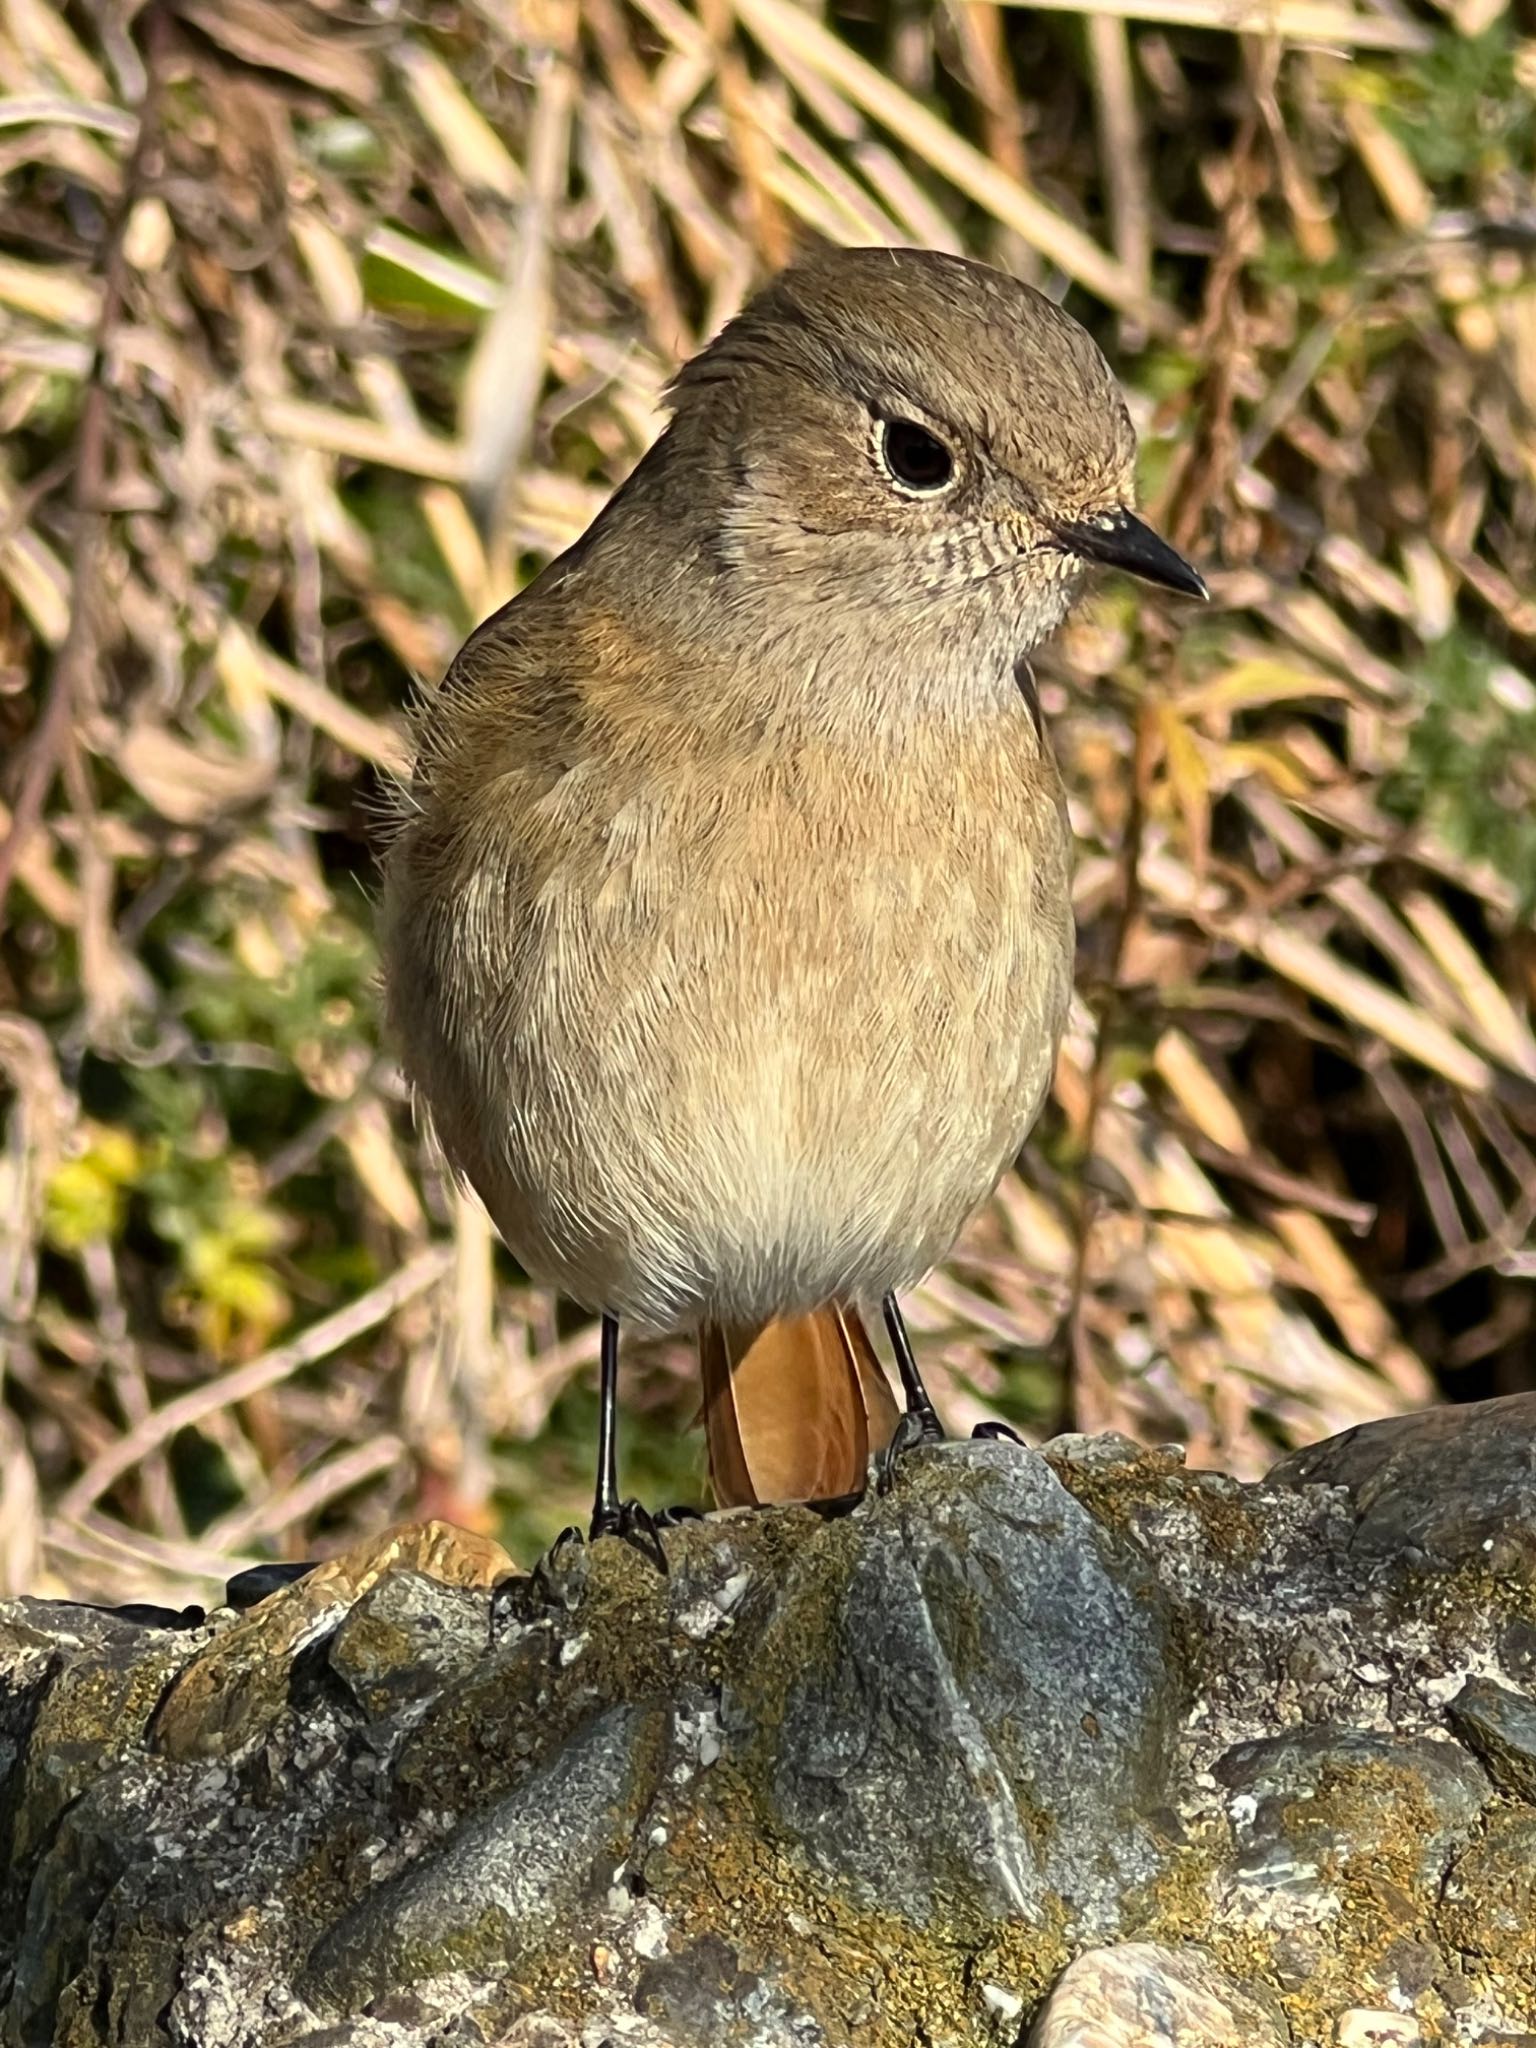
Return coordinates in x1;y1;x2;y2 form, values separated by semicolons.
458;707;1074;1325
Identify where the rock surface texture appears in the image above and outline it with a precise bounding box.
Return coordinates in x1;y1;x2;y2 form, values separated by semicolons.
5;1399;1536;2048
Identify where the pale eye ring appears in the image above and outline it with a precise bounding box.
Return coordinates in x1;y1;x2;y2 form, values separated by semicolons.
877;417;956;494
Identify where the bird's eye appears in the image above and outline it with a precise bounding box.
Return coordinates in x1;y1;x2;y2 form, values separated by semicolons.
878;418;955;494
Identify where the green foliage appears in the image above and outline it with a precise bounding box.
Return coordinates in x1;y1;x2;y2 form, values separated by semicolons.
169;896;379;1116
1384;27;1536;186
495;1379;709;1560
360;241;495;325
140;1139;293;1360
1382;630;1536;915
44;1125;142;1252
343;478;474;629
46;1082;295;1361
302;116;390;174
43;897;380;1365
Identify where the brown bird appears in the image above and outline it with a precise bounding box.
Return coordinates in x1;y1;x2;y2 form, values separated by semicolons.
380;245;1204;1552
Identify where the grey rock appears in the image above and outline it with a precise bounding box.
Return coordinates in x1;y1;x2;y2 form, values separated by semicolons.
1038;1431;1153;1469
1446;1675;1536;1802
1214;1724;1490;1894
1268;1394;1536;1568
1440;1811;1536;1963
6;1399;1536;2047
627;1929;825;2048
1500;1616;1536;1683
1332;2013;1422;2048
1026;1942;1287;2046
629;1932;754;2034
327;1571;490;1722
762;1440;1176;1937
304;1706;660;2010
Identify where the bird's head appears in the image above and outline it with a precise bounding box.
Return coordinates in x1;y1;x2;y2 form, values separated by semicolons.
662;245;1204;669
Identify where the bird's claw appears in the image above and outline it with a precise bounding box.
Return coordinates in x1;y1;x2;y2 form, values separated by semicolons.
876;1407;945;1495
971;1420;1025;1446
493;1522;591;1627
590;1497;671;1574
506;1498;680;1626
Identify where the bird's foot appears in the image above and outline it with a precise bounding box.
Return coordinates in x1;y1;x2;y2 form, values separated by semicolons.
972;1420;1025;1446
876;1406;946;1495
496;1522;591;1626
653;1502;705;1529
503;1498;685;1628
590;1497;671;1574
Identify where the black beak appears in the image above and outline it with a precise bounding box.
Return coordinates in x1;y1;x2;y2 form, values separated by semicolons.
1053;508;1208;601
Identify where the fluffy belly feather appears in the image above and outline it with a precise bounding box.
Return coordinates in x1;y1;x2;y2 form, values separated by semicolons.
399;727;1074;1332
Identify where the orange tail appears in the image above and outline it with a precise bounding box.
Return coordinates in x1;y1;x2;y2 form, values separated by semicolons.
700;1305;901;1508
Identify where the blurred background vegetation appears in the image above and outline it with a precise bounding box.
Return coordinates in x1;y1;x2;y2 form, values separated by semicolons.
2;0;1533;1603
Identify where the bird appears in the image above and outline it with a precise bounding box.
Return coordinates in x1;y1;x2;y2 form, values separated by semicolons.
379;244;1205;1556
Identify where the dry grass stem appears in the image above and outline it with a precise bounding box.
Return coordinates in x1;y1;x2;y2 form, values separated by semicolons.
1;0;1530;1590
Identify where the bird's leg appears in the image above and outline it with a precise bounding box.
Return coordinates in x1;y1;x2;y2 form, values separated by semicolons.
521;1314;688;1602
587;1312;669;1571
879;1294;1029;1462
592;1310;623;1530
876;1292;946;1491
883;1292;945;1443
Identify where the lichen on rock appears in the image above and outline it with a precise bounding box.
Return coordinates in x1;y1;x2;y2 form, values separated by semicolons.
4;1403;1536;2046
